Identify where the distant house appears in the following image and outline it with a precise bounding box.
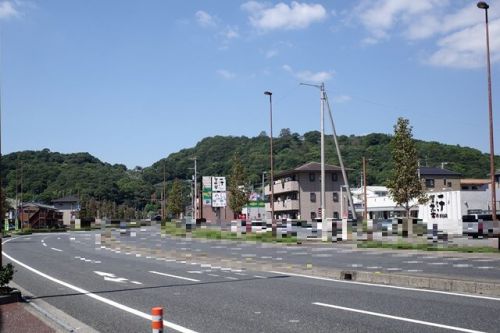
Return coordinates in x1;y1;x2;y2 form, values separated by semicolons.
460;179;489;191
20;203;63;229
419;167;461;192
52;195;80;225
264;162;348;221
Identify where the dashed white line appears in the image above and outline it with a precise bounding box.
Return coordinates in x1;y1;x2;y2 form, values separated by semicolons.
149;271;200;282
51;247;63;252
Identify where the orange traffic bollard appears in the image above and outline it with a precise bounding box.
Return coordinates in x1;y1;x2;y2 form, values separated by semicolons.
151;307;163;333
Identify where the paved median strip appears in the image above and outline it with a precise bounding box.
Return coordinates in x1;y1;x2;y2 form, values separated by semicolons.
313;302;485;333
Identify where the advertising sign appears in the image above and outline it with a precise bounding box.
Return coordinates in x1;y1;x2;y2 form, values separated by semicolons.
202;176;212;205
212;192;227;207
211;177;226;192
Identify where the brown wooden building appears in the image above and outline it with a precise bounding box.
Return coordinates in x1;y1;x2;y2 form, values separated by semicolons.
19;203;63;229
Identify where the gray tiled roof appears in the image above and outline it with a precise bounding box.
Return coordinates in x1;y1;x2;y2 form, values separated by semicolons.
419;167;460;176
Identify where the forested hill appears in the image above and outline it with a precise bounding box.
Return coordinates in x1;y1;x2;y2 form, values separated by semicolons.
1;149;153;207
3;131;499;208
142;130;500;189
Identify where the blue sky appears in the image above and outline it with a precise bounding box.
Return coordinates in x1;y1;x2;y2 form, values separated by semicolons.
1;0;500;168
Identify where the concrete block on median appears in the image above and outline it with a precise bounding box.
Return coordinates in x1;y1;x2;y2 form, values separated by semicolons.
407;276;430;289
370;273;391;285
429;278;453;291
475;282;500;296
389;274;410;287
451;280;476;294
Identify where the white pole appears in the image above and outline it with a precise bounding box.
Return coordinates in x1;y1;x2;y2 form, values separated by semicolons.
340;186;343;219
320;83;327;241
194;158;197;220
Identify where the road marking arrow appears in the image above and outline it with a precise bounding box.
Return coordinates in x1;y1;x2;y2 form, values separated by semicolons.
104;277;128;283
94;271;116;278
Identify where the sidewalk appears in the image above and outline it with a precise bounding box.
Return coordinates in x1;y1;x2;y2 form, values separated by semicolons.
1;301;57;333
0;282;99;333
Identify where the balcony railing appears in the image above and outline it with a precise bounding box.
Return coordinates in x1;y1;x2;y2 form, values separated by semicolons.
265;199;299;212
264;180;299;195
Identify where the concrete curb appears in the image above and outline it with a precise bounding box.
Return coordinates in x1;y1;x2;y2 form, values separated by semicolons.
272;266;500;297
10;281;100;333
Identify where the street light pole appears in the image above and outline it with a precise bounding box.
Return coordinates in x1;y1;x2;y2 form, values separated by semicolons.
477;1;497;221
264;91;276;236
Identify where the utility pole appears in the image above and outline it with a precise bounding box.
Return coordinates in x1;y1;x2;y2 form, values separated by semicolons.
194;158;197;220
300;82;328;241
363;157;368;222
162;163;166;220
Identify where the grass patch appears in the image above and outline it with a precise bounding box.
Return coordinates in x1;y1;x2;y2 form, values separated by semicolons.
357;240;499;253
162;223;298;243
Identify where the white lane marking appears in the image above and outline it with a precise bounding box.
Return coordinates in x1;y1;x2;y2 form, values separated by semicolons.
208;274;219;277
386;268;402;271
404;261;422;264
2;248;197;333
453;264;472;268
51;247;63;252
254;275;266;279
225;276;238;280
313;302;484;333
95;271;115;277
149;271;200;282
130;281;143;285
187;271;203;274
268;271;500;301
43;243;47;247
366;266;381;269
104;277;128;283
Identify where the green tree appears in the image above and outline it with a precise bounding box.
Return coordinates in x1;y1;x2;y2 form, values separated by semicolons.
167;179;184;218
228;154;249;216
387;118;427;219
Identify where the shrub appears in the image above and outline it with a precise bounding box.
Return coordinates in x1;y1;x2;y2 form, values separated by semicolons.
0;263;14;287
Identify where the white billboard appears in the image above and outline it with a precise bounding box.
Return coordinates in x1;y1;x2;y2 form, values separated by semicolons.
212;192;227;207
211;176;226;192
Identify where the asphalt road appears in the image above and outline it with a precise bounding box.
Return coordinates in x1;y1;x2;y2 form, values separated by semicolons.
3;230;500;333
111;226;500;281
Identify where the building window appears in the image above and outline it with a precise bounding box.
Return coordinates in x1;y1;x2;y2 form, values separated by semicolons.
443;179;447;186
425;179;435;188
447;182;452;187
310;211;317;220
333;192;338;202
309;173;315;182
310;193;316;202
333;211;339;219
332;173;338;181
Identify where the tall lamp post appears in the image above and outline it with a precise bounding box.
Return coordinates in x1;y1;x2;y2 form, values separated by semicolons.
264;91;276;236
477;1;497;221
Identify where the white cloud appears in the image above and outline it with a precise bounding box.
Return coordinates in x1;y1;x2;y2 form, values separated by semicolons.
282;64;333;83
220;26;239;40
216;69;236;79
353;0;500;69
0;1;19;20
195;10;216;27
242;1;327;31
428;19;500;68
355;0;446;41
